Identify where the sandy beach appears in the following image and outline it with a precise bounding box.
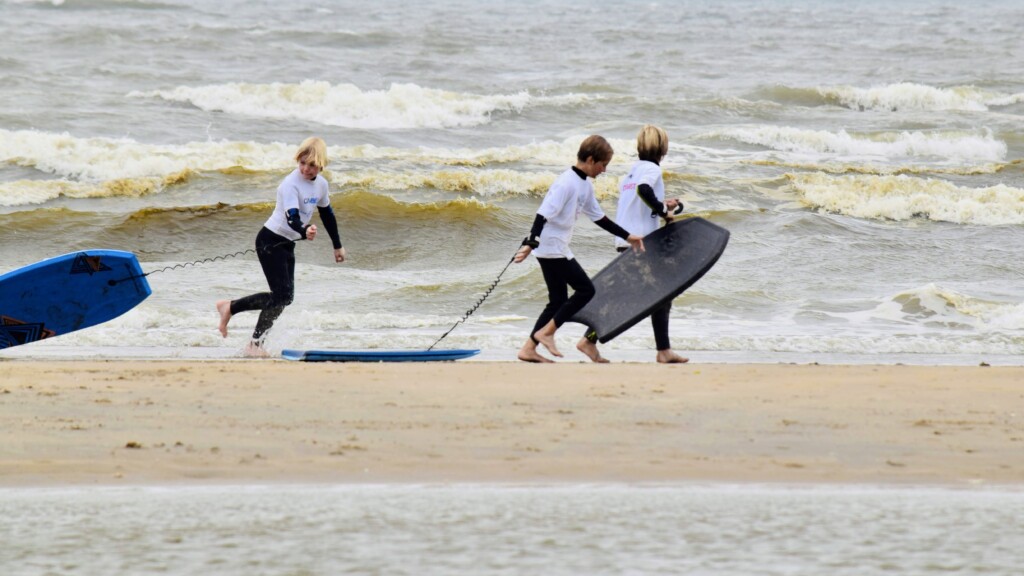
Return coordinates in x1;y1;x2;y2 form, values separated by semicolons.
1;361;1021;486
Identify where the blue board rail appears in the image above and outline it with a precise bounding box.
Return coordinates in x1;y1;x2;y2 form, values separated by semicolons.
281;349;481;362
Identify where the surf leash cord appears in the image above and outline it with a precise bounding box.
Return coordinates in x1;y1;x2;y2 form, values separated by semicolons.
107;240;297;286
426;245;521;351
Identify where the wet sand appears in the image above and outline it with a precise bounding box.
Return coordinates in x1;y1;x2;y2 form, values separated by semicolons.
1;361;1022;486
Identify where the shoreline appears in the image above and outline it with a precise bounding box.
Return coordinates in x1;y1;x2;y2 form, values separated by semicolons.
2;361;1022;487
3;346;1020;367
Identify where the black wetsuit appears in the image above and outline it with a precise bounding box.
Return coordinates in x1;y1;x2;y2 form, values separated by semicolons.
526;166;631;341
531;256;596;338
231;203;341;343
230;227;297;342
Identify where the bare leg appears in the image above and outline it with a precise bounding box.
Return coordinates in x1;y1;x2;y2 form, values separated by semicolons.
216;300;232;338
244;340;271;358
577;337;609;363
518;337;554;363
657;349;689;364
532;319;563;358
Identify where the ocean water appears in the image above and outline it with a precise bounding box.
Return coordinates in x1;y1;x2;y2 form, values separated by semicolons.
1;0;1023;363
1;483;1023;576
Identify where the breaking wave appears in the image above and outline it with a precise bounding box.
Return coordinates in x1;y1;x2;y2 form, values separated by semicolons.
788;172;1024;225
129;81;592;129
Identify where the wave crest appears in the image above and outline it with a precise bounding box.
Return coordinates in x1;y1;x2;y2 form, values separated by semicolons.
819;83;1024;112
129;81;591;129
881;284;1024;331
0;172;189;207
0;128;294;180
708;125;1006;163
1;129;627;184
788;172;1024;225
760;82;1024;112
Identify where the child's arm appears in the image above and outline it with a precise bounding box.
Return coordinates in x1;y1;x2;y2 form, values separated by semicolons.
594;217;644;253
514;214;546;263
316;205;343;250
637;184;669;218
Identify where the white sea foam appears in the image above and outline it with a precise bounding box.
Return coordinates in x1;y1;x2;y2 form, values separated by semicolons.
0;178;170;206
0;130;634;202
818;82;1024;112
0;129;630;177
675;333;1024;357
829;284;1024;332
893;284;1024;331
19;309;1024;360
129;81;591;129
709;126;1006;163
0;129;294;180
788;172;1024;225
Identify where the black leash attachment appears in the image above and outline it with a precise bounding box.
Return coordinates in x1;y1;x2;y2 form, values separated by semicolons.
107;240;296;287
426;243;523;351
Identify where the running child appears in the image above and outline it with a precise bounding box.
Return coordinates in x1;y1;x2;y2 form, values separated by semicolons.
216;136;345;357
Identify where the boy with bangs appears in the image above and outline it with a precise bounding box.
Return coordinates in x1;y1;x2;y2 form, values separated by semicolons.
514;135;645;363
216;137;345;357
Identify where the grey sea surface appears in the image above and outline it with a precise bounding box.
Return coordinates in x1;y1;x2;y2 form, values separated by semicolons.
2;483;1023;576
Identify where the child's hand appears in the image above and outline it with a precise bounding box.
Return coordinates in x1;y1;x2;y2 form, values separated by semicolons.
626;234;645;253
662;199;682;222
514;245;532;263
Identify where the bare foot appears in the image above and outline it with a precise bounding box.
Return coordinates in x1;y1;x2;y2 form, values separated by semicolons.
533;321;563;357
216;300;232;338
244;341;270;358
577;337;609;363
657;350;689;364
518;340;554;363
517;349;554;363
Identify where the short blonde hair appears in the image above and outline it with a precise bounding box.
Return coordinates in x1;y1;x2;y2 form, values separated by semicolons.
636;125;669;163
295;137;329;169
576;135;614;164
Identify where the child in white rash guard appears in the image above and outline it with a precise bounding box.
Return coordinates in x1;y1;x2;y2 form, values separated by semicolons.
216;137;346;357
578;124;689;364
513;135;645;363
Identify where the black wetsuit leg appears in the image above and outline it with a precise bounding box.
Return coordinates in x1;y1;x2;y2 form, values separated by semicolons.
230;227;296;342
651;301;672;351
532;257;595;336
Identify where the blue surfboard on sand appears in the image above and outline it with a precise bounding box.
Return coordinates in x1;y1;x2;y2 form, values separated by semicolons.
0;250;151;350
281;349;480;362
570;217;729;343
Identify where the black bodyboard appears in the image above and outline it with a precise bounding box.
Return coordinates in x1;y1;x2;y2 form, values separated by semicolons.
569;217;729;343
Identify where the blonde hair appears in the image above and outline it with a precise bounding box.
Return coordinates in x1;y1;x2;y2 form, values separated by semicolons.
636;125;669;163
576;135;614;164
295;137;329;169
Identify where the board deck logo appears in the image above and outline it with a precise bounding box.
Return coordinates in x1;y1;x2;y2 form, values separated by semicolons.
70;253;112;276
0;315;56;349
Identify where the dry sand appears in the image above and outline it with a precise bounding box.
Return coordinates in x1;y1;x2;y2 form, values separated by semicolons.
1;361;1022;486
